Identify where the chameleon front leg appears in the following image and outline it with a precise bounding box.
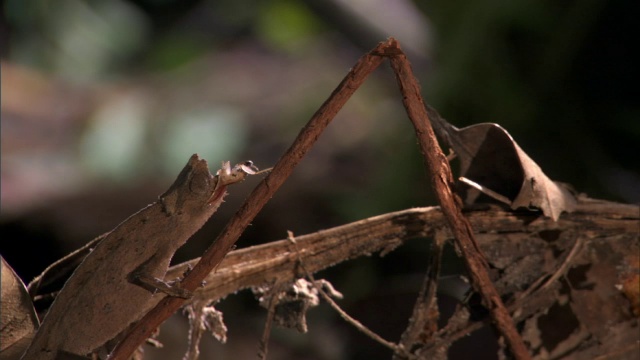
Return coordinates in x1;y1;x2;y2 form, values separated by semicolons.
127;256;192;299
128;272;192;299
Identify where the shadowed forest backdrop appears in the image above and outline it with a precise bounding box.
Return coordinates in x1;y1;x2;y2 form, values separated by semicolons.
1;1;638;359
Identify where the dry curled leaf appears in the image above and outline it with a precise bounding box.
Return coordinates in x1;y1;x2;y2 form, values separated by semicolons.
184;303;227;360
1;256;40;360
428;106;576;220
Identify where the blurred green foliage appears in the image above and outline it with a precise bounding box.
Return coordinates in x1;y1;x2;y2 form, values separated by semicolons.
5;0;148;81
5;0;636;204
257;0;325;51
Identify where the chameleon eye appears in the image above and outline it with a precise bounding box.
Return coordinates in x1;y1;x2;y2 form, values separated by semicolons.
189;173;210;194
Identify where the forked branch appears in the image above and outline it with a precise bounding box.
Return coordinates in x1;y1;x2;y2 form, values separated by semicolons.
110;38;530;360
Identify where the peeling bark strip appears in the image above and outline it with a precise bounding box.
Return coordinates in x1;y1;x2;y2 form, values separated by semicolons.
174;201;637;359
167;198;637;308
21;155;256;360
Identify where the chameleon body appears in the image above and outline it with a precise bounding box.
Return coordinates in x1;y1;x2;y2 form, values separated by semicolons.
21;155;258;360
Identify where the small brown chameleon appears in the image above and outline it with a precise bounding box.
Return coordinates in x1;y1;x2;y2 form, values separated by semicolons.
21;155;260;360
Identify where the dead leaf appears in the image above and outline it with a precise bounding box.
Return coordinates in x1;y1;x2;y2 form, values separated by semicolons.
1;256;39;360
427;106;576;220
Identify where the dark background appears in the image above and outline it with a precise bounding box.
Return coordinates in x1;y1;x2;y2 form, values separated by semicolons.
1;0;638;359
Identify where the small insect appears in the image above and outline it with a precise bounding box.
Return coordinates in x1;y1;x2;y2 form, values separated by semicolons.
208;160;272;204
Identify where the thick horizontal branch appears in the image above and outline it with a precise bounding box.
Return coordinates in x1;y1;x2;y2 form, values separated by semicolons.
167;197;638;304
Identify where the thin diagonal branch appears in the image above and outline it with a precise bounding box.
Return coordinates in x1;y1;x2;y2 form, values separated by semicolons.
385;38;531;359
108;38;391;360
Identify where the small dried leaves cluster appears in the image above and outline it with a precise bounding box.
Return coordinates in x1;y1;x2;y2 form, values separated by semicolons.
254;278;343;333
